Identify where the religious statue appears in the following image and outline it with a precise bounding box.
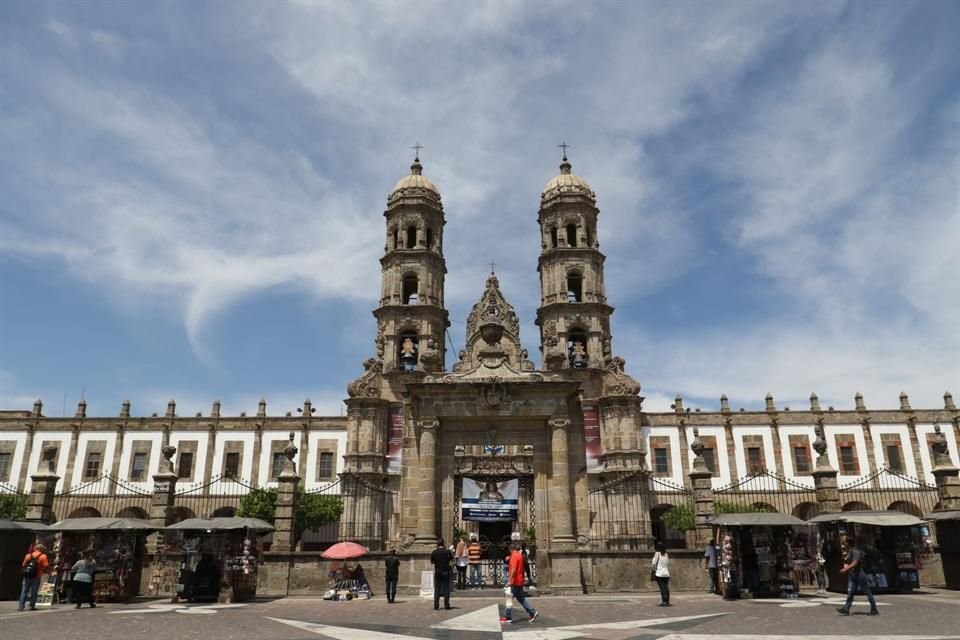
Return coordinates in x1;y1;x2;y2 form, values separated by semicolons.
399;337;418;371
419;338;442;372
569;341;588;368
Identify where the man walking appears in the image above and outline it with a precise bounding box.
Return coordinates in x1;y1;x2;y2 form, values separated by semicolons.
837;537;879;616
18;543;48;612
467;535;483;589
704;539;719;594
384;548;400;603
500;542;538;624
430;538;453;610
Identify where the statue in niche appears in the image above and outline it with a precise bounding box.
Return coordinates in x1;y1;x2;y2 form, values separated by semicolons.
569;341;588;368
544;335;566;371
419;338;442;372
399;337;418;371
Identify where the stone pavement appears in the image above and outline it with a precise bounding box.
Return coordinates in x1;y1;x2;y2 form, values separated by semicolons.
2;590;959;640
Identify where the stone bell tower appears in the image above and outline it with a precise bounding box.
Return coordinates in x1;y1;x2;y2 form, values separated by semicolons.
373;150;450;374
535;148;614;372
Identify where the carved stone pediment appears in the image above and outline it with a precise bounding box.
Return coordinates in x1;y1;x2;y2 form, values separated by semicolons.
347;357;384;398
455;454;534;475
600;356;641;396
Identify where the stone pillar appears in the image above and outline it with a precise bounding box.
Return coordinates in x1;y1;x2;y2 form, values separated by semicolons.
811;419;840;514
273;434;301;552
548;416;576;546
414;419;439;547
26;446;59;524
689;428;715;546
148;445;178;555
930;424;960;511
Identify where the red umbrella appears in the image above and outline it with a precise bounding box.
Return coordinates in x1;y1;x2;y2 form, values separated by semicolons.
321;541;370;560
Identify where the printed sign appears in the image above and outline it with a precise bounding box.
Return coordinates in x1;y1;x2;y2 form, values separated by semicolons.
386;405;404;474
583;404;602;472
461;478;518;521
35;577;56;607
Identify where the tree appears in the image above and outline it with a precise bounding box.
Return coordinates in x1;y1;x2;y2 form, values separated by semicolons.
237;487;278;523
294;489;343;543
715;501;769;514
659;503;695;532
0;493;27;521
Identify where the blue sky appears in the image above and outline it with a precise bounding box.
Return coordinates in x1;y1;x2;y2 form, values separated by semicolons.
0;0;957;418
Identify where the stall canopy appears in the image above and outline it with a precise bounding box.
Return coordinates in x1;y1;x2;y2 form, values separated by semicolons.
48;517;157;531
808;511;924;527
0;519;48;532
708;513;807;527
924;510;960;522
165;517;275;534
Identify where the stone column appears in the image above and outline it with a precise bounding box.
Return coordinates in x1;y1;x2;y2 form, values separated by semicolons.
148;445;178;555
548;416;576;546
414;419;439;547
930;424;960;511
273;434;301;552
811;419;840;514
689;428;715;546
26;446;59;524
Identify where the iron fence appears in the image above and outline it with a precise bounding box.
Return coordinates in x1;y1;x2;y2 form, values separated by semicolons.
586;472;655;550
713;470;820;519
172;474;255;520
649;476;695;549
838;468;939;516
53;474;154;522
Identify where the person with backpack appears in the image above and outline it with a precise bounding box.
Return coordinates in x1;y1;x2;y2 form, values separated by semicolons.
18;542;49;612
837;536;879;616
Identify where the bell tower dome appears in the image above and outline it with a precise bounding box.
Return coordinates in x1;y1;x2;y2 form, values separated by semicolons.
373;149;450;373
535;147;614;371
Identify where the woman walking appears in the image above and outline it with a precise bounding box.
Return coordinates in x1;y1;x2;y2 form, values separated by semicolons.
652;542;671;607
71;550;97;609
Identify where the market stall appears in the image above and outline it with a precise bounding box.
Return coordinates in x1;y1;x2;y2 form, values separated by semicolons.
924;510;960;590
808;511;930;594
708;512;814;599
0;520;48;601
47;517;154;603
164;517;273;603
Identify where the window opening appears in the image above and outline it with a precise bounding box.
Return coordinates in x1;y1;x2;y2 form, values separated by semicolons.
585;226;592;247
550;227;558;248
130;452;148;481
747;447;763;473
84;452;102;480
0;452;10;481
402;274;419;305
567;271;583;302
398;333;419;371
839;446;857;473
406;226;417;249
793;446;811;474
653;448;669;474
224;452;241;478
178;452;194;479
392;228;399;250
271;452;286;480
885;444;904;472
426;228;433;249
568;330;588;368
565;224;577;247
318;452;335;480
702;448;716;473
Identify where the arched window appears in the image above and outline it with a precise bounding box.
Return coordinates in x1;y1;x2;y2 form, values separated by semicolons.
397;333;419;371
406;226;417;249
565;224;577;247
392;228;399;250
585;226;592;248
426;228;433;249
402;274;419;305
567;271;583;302
568;330;588;368
550;227;558;248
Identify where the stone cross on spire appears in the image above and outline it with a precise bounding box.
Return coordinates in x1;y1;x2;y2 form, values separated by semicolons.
558;140;570;161
411;142;423;162
489;260;497;274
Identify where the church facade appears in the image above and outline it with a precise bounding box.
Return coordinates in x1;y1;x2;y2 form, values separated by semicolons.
1;153;958;593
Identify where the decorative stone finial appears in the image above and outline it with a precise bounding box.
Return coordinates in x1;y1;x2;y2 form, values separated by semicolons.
302;399;314;416
946;392;957;411
931;424;953;469
765;393;776;412
211;400;221;418
720;394;730;413
813;417;828;460
855;392;866;411
120;400;131;418
810;393;821;412
32;398;43;417
899;391;911;411
161;445;177;474
257;398;267;417
281;432;299;476
166;399;176;418
673;394;684;414
75;399;87;419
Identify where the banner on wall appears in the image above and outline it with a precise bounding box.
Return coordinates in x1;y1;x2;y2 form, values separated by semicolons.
386;405;404;474
583;404;602;472
461;478;518;521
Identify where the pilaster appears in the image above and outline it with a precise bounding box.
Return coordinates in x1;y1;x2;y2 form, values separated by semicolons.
811;418;840;513
273;434;301;552
930;424;960;511
548;416;576;547
688;428;715;546
414;418;439;548
26;446;59;524
148;445;178;555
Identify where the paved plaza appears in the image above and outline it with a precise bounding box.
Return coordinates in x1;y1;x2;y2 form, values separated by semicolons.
2;590;959;640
